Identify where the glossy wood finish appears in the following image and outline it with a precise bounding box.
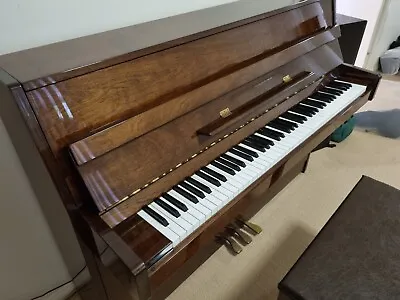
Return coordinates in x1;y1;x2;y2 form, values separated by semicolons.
69;27;339;166
0;1;322;91
118;89;371;293
99;40;343;223
0;1;381;300
26;3;326;161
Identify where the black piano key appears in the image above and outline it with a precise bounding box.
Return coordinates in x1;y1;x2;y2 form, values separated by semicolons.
295;104;318;115
327;83;348;91
298;103;319;113
278;117;299;128
233;145;258;158
221;153;246;168
162;193;188;212
179;182;205;199
258;128;283;140
201;167;227;182
249;134;274;146
270;119;295;131
282;112;306;123
211;161;236;175
334;81;352;89
216;157;241;171
229;149;254;162
173;186;199;203
196;170;221;186
154;198;180;218
324;86;345;94
313;92;335;102
303;99;326;108
143;206;169;227
290;106;313;117
321;87;342;96
268;122;292;133
262;127;285;138
242;139;266;152
186;177;212;194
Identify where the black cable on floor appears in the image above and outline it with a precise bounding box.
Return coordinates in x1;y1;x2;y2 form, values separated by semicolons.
30;246;109;300
30;265;86;300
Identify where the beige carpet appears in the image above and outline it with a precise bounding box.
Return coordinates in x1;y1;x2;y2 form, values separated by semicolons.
71;78;400;300
167;131;400;300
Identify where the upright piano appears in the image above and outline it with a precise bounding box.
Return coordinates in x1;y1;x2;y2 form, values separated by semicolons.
0;0;380;299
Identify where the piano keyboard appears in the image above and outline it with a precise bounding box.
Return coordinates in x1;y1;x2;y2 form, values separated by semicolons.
137;80;367;248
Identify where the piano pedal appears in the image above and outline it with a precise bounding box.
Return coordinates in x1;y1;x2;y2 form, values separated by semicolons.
215;233;243;255
236;217;263;235
226;223;252;245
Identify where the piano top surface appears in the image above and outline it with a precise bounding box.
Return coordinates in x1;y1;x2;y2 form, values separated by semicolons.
0;0;320;90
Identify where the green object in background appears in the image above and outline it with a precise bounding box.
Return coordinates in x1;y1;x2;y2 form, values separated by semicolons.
331;115;355;143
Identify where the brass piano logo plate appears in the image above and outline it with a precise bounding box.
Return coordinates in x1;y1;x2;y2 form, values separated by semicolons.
220;107;232;118
100;76;324;214
283;75;292;83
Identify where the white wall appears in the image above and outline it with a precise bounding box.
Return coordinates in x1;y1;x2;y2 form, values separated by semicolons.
364;0;400;70
0;1;239;299
336;0;385;68
0;0;237;55
0;119;73;300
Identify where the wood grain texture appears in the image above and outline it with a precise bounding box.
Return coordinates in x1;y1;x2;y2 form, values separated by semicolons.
26;3;326;160
101;66;371;227
0;1;322;90
84;40;342;216
0;1;382;299
69;27;340;165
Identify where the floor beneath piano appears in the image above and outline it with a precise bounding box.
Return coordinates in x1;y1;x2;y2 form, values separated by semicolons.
70;76;400;300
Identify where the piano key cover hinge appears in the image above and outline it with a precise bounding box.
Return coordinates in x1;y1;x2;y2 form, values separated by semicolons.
100;74;322;214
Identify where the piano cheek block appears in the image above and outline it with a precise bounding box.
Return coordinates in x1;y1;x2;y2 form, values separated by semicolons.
0;0;381;298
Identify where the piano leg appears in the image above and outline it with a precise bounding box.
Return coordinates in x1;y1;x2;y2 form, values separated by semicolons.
77;238;109;300
302;154;311;174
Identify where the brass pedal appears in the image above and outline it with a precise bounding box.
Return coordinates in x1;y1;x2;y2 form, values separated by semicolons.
236;217;263;235
226;223;252;245
216;233;243;254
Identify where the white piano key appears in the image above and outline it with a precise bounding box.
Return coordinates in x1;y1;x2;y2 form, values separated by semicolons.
159;196;200;228
151;202;194;236
192;174;233;203
149;203;187;239
207;165;249;187
168;190;207;223
138;210;180;247
142;80;368;250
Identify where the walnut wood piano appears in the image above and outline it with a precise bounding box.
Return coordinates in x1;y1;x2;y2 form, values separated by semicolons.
0;1;380;299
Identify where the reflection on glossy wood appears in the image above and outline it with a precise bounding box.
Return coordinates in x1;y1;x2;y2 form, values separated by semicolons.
26;3;325;159
69;27;340;165
80;42;342;215
0;1;382;299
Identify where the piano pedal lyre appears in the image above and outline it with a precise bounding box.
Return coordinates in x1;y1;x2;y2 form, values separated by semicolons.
236;216;263;235
215;233;243;255
226;223;252;245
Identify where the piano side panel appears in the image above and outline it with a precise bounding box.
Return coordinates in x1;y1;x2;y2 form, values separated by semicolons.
320;0;336;27
78;41;342;215
25;3;326;158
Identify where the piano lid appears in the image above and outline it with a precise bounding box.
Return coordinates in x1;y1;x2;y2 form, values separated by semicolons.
0;0;335;90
